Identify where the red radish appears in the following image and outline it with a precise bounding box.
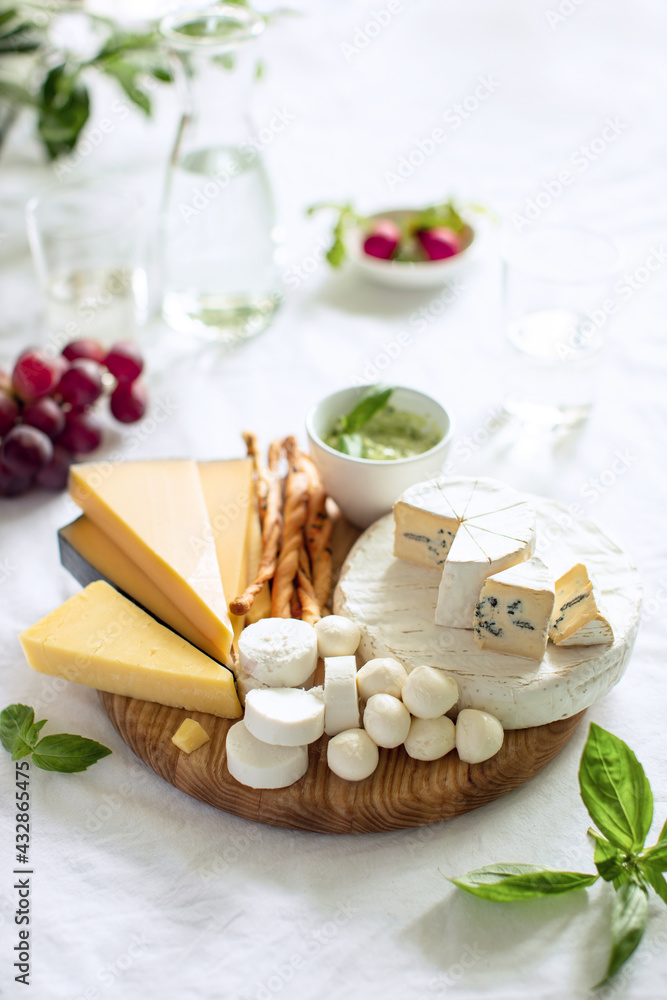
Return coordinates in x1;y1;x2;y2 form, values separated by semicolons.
363;220;401;261
417;227;461;261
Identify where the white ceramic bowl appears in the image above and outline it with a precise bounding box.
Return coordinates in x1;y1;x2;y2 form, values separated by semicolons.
306;386;454;529
346;209;477;290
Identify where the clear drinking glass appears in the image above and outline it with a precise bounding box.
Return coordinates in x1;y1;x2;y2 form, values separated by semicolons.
502;227;620;429
159;5;282;343
25;184;148;349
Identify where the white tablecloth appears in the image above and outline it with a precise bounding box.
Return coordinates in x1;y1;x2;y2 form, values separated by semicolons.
1;2;666;998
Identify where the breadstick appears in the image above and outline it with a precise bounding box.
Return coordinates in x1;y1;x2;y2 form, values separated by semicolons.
300;452;333;609
271;437;310;618
230;439;284;616
243;430;269;525
297;547;321;626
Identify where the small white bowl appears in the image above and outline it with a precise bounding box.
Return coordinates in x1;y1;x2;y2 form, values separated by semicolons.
306;386;454;529
346;209;477;290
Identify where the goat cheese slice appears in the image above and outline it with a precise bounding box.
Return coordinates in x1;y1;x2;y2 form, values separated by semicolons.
394;476;536;571
244;687;325;746
324;656;360;736
473;557;555;661
549;564;614;646
225;721;308;789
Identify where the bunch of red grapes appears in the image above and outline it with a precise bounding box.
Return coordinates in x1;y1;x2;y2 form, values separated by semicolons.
0;339;147;497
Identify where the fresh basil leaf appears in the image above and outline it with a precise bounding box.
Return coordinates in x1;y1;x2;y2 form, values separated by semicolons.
579;723;653;853
326;237;345;267
596;880;648;987
640;863;667;905
589;829;627;883
11;737;34;761
31;734;112;773
658;815;667;846
0;704;34;754
340;386;393;434
448;864;598;901
336;433;363;458
640;842;667;872
38;66;90;159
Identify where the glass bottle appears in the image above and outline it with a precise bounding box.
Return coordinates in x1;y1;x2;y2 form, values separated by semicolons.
159;5;281;343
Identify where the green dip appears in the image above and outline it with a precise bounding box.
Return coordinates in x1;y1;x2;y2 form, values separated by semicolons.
325;405;442;460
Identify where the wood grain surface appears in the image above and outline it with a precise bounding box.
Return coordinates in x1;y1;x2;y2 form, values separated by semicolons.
99;691;585;834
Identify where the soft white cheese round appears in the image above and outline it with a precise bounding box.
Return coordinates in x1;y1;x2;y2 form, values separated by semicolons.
363;693;411;749
244;687;325;746
401;666;459;719
455;708;504;764
356;657;408;700
236;670;269;707
315;615;361;657
226;721;309;789
238;618;318;687
404;716;456;761
327;729;379;781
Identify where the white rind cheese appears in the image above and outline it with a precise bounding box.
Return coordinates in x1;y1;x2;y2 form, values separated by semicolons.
394;476;535;572
243;687;325;746
474;557;555;661
549;564;614;646
324;655;360;736
334;500;642;730
225;721;308;789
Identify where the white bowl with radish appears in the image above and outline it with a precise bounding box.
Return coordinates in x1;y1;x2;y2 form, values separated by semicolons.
346;205;477;290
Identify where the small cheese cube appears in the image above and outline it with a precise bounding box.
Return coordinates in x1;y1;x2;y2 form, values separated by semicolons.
172;719;210;754
473;558;555;661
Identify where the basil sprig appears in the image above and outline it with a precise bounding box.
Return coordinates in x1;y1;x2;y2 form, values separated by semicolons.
1;704;111;773
329;386;393;457
446;723;667;988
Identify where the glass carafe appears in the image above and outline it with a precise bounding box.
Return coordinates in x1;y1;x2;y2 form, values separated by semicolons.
159;5;281;343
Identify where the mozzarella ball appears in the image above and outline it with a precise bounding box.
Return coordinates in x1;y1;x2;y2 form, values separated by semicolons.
404;716;456;761
315;615;361;657
238;618;318;687
363;693;411;748
401;666;459;719
327;728;379;782
456;708;504;764
356;657;408;700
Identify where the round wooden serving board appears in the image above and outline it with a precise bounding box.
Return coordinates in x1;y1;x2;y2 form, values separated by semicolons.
99;690;585;834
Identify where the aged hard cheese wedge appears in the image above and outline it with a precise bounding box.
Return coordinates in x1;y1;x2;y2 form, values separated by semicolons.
549;564;614;646
59;516;225;663
19;581;241;718
474;557;555;661
69;460;234;662
394;476;536;572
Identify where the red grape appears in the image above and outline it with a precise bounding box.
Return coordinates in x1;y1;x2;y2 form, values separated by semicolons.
105;341;143;383
62;339;106;364
110;380;147;423
0;459;33;497
35;445;73;490
22;397;66;439
1;424;53;475
12;349;63;402
0;389;19;435
57;410;102;454
57;359;104;408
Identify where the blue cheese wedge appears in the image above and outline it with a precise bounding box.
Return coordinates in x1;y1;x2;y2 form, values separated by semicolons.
549;563;614;646
473;557;555;661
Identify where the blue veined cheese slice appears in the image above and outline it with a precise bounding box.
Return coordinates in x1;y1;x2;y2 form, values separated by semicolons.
393;476;535;572
473;557;555;660
549;563;614;646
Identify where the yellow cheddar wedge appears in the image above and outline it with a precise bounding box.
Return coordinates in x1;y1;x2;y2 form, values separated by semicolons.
172;719;210;754
19;581;242;718
245;495;272;625
198;458;253;644
69;460;233;661
60;516;226;663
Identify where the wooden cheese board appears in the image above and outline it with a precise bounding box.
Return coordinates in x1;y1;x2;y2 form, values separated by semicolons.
92;511;588;834
99;690;585;834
